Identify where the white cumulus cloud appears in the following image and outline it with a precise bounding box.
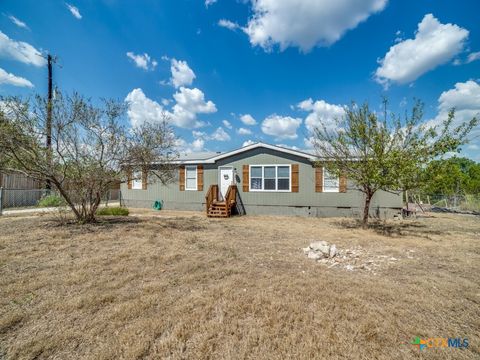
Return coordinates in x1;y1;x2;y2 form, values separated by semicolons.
210;127;231;141
0;67;33;88
240;114;257;125
298;98;345;132
126;52;158;71
191;138;205;151
170;59;196;88
375;14;469;87
205;0;217;7
192;127;231;143
176;138;207;153
261;115;302;140
8;15;29;30
466;51;480;64
171;87;217;128
66;3;82;19
125;88;166;128
125;87;216;129
237;127;252;135
0;31;45;66
242;140;256;147
244;0;387;52
222;120;232;129
218;19;240;31
428;80;480;158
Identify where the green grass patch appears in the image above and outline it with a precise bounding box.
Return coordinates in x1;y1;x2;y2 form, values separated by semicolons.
37;194;65;208
96;207;129;216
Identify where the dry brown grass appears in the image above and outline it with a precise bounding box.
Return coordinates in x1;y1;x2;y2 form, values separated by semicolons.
0;210;479;359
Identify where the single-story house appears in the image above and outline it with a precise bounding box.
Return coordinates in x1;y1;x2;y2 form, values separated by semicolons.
121;142;402;218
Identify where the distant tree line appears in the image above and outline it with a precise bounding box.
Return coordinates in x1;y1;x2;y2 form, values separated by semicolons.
421;157;480;196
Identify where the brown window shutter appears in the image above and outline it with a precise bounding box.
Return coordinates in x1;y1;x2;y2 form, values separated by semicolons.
339;173;347;193
315;167;323;192
291;164;299;192
127;168;132;190
179;166;185;191
142;169;148;190
197;165;203;191
242;165;249;192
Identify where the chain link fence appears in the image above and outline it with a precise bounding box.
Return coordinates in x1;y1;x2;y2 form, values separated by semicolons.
1;189;54;209
429;194;480;212
0;188;122;213
407;193;480;214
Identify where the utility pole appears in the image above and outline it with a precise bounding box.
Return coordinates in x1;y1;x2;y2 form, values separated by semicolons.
46;54;53;190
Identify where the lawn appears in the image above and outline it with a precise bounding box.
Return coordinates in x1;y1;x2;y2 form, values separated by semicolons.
0;211;479;359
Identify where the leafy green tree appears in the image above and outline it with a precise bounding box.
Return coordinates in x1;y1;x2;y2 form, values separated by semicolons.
312;100;477;228
422;157;479;196
466;163;480;194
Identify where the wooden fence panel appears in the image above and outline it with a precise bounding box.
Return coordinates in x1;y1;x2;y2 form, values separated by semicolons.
0;172;42;190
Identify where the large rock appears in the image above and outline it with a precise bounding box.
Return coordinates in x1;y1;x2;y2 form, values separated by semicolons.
307;251;322;260
309;241;330;254
329;245;337;258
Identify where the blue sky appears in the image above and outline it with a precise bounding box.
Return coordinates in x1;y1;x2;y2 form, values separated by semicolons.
1;0;479;159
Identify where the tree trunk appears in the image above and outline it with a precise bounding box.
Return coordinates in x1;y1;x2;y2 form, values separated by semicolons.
362;191;373;229
52;180;81;221
87;193;102;223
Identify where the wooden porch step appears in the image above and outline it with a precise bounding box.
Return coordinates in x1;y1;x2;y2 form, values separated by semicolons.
207;213;229;218
207;203;229;218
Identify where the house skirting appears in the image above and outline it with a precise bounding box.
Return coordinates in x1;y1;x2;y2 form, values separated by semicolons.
122;199;401;219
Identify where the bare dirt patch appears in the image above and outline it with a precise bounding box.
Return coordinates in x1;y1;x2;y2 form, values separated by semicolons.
0;211;479;359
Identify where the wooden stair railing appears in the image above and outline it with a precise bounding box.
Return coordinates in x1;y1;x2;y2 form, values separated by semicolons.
224;184;237;209
206;184;237;218
205;184;219;214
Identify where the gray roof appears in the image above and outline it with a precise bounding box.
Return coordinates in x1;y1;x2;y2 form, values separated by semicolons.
174;142;318;164
178;151;219;161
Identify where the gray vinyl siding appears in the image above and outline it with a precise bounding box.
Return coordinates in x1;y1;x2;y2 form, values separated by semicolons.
121;147;402;217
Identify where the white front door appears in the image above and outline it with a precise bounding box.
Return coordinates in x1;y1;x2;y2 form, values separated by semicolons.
219;167;234;200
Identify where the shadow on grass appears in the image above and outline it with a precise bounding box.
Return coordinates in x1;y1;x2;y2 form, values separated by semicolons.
334;218;444;238
48;216;141;229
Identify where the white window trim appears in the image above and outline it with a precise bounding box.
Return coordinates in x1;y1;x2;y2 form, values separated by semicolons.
323;167;339;193
185;165;198;191
132;170;143;190
249;164;292;192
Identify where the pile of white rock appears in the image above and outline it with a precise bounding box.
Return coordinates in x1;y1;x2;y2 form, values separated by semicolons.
303;241;337;260
303;241;404;273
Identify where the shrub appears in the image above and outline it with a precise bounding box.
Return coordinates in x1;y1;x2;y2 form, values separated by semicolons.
96;207;129;216
38;194;65;207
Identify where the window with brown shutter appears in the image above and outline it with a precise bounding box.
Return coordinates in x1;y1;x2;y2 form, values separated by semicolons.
315;167;323;192
291;164;299;192
197;165;203;191
339;174;347;193
242;165;249;192
179;166;185;191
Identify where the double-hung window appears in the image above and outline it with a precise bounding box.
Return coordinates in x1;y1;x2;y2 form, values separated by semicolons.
132;171;143;190
250;165;291;192
185;165;197;191
323;168;339;192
